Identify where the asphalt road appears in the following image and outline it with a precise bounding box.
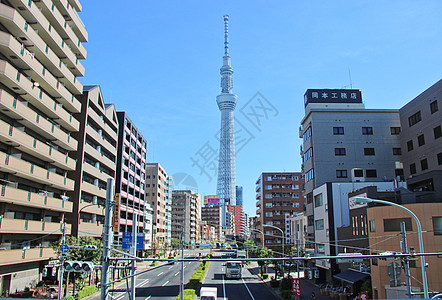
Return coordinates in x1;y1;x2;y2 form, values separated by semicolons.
201;250;278;300
93;250;205;300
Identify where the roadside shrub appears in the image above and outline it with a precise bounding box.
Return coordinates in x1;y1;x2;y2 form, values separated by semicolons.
280;276;292;291
77;285;97;299
262;273;269;279
66;296;75;300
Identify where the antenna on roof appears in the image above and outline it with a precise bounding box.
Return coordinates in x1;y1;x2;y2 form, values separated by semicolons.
348;68;353;89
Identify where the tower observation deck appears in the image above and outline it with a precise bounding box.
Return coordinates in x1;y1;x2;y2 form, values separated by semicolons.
216;15;237;225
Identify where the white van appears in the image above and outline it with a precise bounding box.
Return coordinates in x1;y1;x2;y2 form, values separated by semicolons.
225;261;242;279
200;287;217;300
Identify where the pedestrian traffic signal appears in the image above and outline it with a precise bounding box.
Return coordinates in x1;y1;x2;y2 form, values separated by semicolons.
63;261;95;272
83;245;98;250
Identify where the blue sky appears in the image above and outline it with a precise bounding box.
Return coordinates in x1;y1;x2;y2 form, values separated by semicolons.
79;1;442;216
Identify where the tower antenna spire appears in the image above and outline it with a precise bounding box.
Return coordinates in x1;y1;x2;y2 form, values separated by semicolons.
224;15;229;56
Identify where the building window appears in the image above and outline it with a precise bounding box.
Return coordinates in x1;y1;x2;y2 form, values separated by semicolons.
265;212;273;217
336;170;347;178
303;127;312;142
335;148;346;156
314;193;323;208
265;203;272;208
390;127;401;135
362;127;373;135
408;111;422;127
407;140;414;152
410;163;417;174
333;127;344;135
265;176;272;181
434;125;441;139
364;148;375;155
265;194;272;199
438;152;442;165
393;148;402;155
316;244;325;254
421;158;428;171
430;100;438;114
304;147;313;161
384;218;412;231
369;220;376;232
433;217;442;235
417;134;425;146
315;219;324;230
292;176;299;181
265;185;272;190
366;169;377;178
305;169;314;182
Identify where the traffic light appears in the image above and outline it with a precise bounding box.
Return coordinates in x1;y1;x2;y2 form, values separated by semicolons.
63;261;95;272
83;245;98;250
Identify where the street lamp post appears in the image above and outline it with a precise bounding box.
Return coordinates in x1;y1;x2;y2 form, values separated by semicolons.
263;224;284;277
353;197;429;299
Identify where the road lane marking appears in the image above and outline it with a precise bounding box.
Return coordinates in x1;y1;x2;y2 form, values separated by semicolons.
183;266;186;269
169;266;174;269
222;275;226;299
174;272;179;276
157;272;164;276
242;278;256;300
136;278;149;287
144;297;151;300
162;280;170;287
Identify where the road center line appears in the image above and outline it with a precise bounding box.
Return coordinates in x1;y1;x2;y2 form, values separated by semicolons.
242;278;256;300
157;272;164;276
174;271;179;276
162;280;170;287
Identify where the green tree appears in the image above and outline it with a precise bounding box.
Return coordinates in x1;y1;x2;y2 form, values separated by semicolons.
171;238;181;250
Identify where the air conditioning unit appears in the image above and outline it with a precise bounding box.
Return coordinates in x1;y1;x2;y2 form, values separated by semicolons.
351;168;365;182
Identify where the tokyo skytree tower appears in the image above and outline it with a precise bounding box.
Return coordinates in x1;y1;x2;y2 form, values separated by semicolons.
216;15;237;216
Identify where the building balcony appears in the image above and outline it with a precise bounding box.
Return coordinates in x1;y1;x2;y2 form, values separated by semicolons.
84;143;115;171
55;0;88;43
0;184;72;212
0;119;75;171
0;247;56;266
0;30;81;113
0;89;77;151
79;201;104;216
0;3;82;91
0;151;75;191
7;0;84;77
78;221;103;237
37;0;87;60
82;162;111;184
0;218;71;235
81;181;106;199
0;59;79;133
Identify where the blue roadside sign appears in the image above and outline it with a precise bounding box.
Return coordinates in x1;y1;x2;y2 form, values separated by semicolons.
137;233;144;250
122;232;132;250
60;244;69;254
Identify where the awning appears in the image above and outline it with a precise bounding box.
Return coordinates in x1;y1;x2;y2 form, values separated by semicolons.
333;269;370;284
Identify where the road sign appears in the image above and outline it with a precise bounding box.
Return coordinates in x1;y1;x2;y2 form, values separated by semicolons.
292;278;301;297
60;244;69;254
122;232;132;250
387;262;401;279
137;233;144;250
359;292;368;300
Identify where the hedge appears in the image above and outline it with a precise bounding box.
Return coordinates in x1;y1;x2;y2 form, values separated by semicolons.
77;285;98;299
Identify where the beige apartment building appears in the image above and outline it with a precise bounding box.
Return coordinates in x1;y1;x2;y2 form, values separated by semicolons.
145;163;172;247
68;86;118;237
171;190;201;246
0;0;87;294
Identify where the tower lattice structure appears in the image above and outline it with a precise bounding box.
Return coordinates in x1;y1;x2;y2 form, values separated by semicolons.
216;15;237;225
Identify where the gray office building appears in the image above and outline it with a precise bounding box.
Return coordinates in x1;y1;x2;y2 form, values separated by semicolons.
299;89;403;243
399;79;442;199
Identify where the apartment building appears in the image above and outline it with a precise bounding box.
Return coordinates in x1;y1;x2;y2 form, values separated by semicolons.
145;163;172;248
255;172;304;249
171;190;201;246
68;86;118;237
299;89;402;246
399;79;442;198
227;204;245;238
114;112;147;244
201;205;222;242
0;0;87;293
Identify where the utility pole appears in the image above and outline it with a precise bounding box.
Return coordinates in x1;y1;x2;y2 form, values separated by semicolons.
57;221;66;300
180;227;185;300
130;213;137;300
101;178;114;300
401;222;412;299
